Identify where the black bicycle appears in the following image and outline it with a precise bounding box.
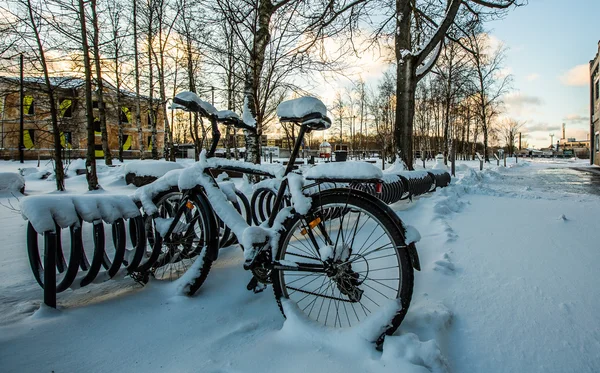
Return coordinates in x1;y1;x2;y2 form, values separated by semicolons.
137;92;418;344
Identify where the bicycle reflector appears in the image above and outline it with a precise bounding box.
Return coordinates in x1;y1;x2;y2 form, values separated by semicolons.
301;217;322;235
375;182;383;193
186;201;194;209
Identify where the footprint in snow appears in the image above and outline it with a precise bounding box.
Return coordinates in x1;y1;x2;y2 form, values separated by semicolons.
433;253;455;275
441;221;458;242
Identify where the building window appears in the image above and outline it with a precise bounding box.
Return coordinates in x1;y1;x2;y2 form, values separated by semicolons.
596;80;599;100
120;107;131;124
596;134;599;153
24;129;35;149
59;98;73;118
93;117;101;133
23;95;34;115
147;110;156;129
92;100;99;109
61;131;72;149
147;135;153;151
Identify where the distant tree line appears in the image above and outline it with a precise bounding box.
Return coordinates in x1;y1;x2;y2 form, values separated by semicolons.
0;0;524;189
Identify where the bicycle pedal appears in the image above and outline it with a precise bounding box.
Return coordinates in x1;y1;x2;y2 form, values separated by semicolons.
246;276;258;291
253;282;267;294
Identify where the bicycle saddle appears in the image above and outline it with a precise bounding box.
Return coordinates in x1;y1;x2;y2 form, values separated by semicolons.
173;91;217;117
277;96;332;131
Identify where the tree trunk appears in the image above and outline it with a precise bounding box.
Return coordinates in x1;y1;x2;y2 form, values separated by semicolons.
26;0;65;191
395;57;417;170
147;10;158;160
78;0;99;190
394;0;414;170
91;0;112;166
242;0;273;164
133;0;144;159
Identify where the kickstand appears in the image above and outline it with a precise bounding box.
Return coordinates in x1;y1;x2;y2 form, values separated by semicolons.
246;276;267;293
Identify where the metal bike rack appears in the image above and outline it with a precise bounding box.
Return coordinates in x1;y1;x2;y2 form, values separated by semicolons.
26;213;146;308
349;170;451;204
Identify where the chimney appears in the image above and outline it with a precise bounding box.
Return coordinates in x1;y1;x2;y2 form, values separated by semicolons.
562;123;566;140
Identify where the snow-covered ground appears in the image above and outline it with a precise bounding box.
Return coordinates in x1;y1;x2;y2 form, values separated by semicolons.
1;157;599;372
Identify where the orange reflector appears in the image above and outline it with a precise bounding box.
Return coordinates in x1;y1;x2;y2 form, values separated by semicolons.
186;201;194;209
300;217;322;235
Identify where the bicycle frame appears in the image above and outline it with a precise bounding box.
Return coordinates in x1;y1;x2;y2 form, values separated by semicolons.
160;109;330;273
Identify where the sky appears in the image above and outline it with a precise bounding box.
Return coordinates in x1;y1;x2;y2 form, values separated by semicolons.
488;0;600;148
315;0;600;149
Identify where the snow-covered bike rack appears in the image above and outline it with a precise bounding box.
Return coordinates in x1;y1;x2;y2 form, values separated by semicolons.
20;165;450;308
249;167;451;224
349;169;450;204
21;194;146;308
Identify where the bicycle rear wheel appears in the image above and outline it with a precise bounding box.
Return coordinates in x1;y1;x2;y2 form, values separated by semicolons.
272;190;413;343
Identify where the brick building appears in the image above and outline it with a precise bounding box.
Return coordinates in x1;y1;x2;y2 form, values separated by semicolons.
591;41;600;166
0;76;164;160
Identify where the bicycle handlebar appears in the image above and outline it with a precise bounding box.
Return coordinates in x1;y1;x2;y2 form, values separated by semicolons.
173;94;257;158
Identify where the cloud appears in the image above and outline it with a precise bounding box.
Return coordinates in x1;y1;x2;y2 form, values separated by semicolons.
494;67;513;80
503;92;543;108
525;122;561;133
526;73;540;82
559;64;590;86
562;114;589;123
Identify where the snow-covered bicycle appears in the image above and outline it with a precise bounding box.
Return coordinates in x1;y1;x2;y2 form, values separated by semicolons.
138;92;417;344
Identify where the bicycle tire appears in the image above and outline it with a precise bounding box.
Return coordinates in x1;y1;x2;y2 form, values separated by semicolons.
140;190;183;271
146;191;216;295
272;190;413;344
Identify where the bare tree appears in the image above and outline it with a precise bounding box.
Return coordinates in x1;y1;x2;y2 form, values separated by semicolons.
434;40;473;163
90;0;112;165
3;0;66;190
389;0;521;169
78;0;100;189
105;0;129;162
132;0;145;159
499;118;523;156
466;29;512;161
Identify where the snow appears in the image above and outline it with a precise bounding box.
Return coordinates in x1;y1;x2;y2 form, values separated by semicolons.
432;154;448;170
134;169;183;215
1;157;600;373
242;96;257;128
276;96;328;119
174;91;218;114
124;160;184;178
304;161;383;180
286;172;311;214
416;41;442;76
0;172;25;194
216;109;241;120
21;194;141;233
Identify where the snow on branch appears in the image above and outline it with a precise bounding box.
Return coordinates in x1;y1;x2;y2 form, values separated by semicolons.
416;41;443;79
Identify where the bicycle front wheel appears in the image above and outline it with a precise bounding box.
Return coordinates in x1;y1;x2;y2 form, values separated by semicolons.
272;190;413;342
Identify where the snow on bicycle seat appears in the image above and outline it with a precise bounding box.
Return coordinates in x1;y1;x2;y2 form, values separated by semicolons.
215;110;256;131
173;91;218;116
277;96;331;130
304;161;383;182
